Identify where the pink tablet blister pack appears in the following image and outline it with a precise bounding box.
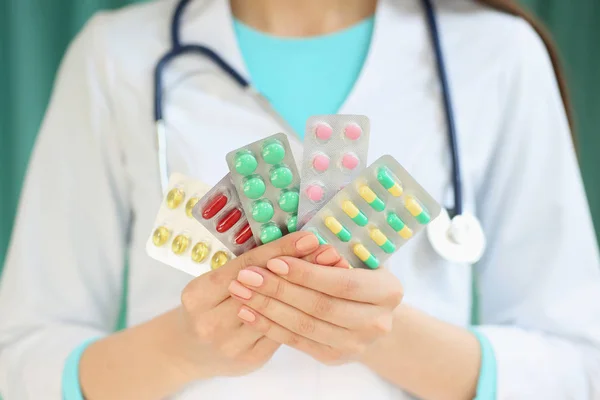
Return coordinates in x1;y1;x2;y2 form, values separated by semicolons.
297;115;370;228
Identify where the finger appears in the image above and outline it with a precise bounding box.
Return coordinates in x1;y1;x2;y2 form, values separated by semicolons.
215;321;266;358
301;245;350;269
201;297;244;331
228;281;352;347
184;231;320;308
249;336;281;360
266;257;403;306
182;297;244;340
239;306;339;364
236;267;380;329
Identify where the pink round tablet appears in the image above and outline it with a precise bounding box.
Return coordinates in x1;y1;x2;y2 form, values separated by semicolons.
305;184;325;203
312;154;330;172
344;123;362;140
341;153;360;170
314;123;333;141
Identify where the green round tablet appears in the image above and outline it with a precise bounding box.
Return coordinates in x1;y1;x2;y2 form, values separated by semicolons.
234;151;258;176
260;224;283;244
287;214;298;233
270;166;293;189
278;189;299;213
251;200;275;223
242;175;266;199
261;140;286;164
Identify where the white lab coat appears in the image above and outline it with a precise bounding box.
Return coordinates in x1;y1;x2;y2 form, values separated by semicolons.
1;0;599;398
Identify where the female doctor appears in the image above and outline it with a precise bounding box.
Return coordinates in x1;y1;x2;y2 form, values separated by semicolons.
1;0;599;399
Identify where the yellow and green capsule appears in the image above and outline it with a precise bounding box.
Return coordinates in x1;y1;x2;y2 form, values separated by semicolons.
359;185;385;212
405;196;431;224
353;243;379;269
387;212;413;239
309;228;328;245
324;216;352;242
377;167;403;197
342;200;368;226
369;228;396;254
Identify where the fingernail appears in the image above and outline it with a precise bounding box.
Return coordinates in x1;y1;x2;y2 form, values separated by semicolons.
238;269;264;287
315;248;340;265
266;258;289;275
295;234;319;252
238;307;256;322
228;280;253;299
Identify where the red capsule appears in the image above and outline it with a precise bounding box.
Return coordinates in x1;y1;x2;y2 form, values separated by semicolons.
234;223;253;244
202;193;228;220
216;208;242;233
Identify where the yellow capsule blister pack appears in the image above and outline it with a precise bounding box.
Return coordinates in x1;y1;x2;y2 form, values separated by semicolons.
145;173;234;277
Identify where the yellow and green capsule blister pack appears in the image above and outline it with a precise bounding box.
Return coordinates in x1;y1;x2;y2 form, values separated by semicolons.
301;155;441;269
145;173;234;277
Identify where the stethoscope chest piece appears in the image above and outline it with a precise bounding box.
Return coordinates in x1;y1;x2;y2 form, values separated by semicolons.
427;209;486;264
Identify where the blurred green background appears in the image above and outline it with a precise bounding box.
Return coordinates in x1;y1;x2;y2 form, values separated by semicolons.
1;1;599;300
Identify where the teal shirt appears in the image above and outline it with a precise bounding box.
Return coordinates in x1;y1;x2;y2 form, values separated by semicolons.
233;17;375;138
63;15;496;400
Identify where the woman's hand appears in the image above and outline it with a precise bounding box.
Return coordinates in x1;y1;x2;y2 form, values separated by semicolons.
227;253;403;365
178;231;324;379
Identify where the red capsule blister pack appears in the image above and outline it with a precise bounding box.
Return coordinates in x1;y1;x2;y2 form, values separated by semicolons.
192;173;258;255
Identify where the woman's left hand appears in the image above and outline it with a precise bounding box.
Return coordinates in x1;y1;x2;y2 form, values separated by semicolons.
227;247;404;365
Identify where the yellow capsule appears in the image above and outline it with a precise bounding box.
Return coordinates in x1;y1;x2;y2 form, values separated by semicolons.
352;243;379;269
359;185;377;203
388;184;403;197
152;226;171;246
398;226;413;239
404;196;431;224
324;216;352;242
191;242;210;263
405;197;423;215
377;167;403;197
342;200;368;226
166;188;185;209
358;186;385;211
325;216;342;234
171;234;190;255
370;229;386;246
185;197;200;218
211;251;230;270
369;229;395;253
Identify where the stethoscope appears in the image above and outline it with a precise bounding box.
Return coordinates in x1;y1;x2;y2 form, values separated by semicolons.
153;0;486;264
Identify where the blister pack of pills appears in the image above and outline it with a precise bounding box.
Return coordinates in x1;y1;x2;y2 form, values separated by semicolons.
225;133;301;244
192;173;257;255
301;155;441;269
297;115;370;228
146;173;233;277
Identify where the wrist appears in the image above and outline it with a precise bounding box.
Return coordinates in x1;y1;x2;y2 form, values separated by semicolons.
160;307;212;381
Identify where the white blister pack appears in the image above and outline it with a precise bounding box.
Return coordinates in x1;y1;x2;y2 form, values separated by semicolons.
297;115;370;228
145;173;233;277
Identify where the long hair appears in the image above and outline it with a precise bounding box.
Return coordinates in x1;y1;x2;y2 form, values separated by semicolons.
475;0;576;145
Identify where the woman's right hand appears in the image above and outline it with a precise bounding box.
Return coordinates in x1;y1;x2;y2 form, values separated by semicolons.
177;231;323;379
